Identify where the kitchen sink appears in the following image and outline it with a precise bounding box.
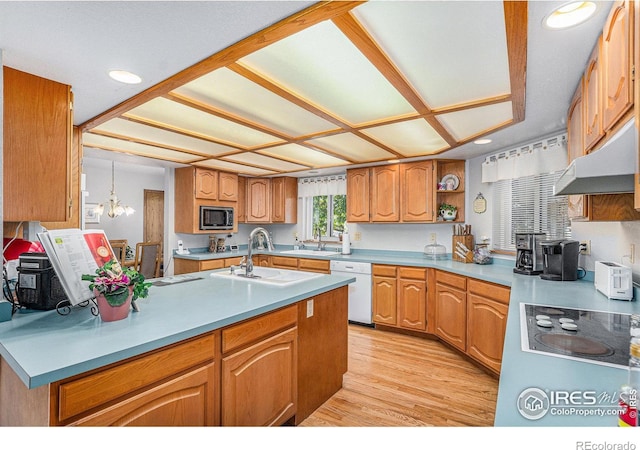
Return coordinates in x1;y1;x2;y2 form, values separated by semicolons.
209;266;323;286
279;249;340;256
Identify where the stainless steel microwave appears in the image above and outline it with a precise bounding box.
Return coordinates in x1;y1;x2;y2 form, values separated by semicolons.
199;206;234;231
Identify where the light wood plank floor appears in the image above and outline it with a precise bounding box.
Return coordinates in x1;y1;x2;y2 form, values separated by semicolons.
300;324;499;426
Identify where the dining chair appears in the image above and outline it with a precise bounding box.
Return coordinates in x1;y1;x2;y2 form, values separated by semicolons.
134;241;161;279
108;240;128;266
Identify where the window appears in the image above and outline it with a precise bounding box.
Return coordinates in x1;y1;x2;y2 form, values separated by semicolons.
310;195;346;238
492;170;571;252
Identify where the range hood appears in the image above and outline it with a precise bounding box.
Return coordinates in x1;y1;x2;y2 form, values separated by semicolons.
554;118;637;196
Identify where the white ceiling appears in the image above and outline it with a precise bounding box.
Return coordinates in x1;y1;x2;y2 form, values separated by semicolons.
0;1;613;175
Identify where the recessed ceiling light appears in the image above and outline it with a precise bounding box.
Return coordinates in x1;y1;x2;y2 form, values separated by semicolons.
474;138;492;145
109;70;142;84
544;1;597;29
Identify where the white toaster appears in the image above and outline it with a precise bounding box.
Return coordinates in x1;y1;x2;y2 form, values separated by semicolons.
594;261;633;301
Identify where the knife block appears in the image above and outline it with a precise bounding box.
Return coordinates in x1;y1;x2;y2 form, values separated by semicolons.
452;235;474;263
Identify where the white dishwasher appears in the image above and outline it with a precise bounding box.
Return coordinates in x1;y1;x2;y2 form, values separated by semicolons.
330;260;372;325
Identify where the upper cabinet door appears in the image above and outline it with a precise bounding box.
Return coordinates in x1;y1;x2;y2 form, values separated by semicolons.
218;172;238;202
246;178;271;223
3;67;72;222
602;0;634;131
346;168;370;222
567;82;589;221
400;161;434;222
584;37;604;152
195;168;218;200
370;165;399;222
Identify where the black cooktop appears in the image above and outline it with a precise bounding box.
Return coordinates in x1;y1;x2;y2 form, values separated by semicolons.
520;303;631;368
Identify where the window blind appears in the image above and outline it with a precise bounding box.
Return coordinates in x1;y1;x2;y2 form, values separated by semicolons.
492;170;571;252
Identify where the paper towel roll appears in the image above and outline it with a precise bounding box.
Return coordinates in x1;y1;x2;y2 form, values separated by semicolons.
342;233;351;254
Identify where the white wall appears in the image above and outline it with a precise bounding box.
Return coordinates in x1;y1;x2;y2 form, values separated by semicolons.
82;158;165;247
466;153;640;282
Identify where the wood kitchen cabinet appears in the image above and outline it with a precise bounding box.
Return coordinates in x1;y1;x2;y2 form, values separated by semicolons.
246;178;271;223
270;256;329;273
372;265;397;325
567;83;589;221
3;67;73;222
372;265;427;331
174;257;244;275
347;160;464;224
397;267;427;331
174;166;238;233
271;177;298;223
51;332;219;426
434;270;467;352
237;176;247;223
347;165;404;223
584;37;604;152
466;279;510;374
221;306;297;426
602;0;634;132
346;167;370;222
400;161;435;222
370;165;400;222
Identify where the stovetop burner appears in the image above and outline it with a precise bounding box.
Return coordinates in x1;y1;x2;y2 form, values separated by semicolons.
521;303;631;368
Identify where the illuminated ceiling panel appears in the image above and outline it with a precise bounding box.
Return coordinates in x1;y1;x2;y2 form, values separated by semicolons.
360;119;450;156
82;2;527;176
172;68;338;138
257;143;348;168
125;97;284;148
83;133;201;163
91;118;236;157
238;20;416;125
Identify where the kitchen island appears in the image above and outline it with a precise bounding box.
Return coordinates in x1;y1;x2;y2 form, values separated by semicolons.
0;269;354;426
176;247;640;427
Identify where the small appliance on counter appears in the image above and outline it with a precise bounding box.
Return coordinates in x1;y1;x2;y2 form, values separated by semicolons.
513;232;546;275
540;239;580;281
595;261;633;300
16;252;68;310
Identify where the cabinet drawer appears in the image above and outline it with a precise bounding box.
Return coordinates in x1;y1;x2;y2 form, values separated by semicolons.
398;267;426;280
298;258;330;273
373;264;397;277
468;279;510;305
201;259;225;271
270;256;298;268
435;270;466;290
55;332;216;423
223;256;245;267
222;305;297;354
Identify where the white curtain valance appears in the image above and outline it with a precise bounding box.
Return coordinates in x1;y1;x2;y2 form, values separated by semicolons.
298;175;346;197
481;134;568;183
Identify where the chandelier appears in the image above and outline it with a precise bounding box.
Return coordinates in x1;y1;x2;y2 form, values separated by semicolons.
94;161;135;218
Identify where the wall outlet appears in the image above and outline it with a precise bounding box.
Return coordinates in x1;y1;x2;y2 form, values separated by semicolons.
579;240;591;255
306;299;314;318
353;231;362;241
430;233;437;244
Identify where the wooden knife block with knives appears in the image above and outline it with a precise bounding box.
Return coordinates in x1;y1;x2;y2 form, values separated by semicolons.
452;224;474;263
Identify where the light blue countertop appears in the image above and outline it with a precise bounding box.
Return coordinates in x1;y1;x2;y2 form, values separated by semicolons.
177;247;640;426
0;270;355;389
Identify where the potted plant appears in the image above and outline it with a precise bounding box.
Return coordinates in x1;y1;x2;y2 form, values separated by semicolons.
439;203;458;221
82;260;151;322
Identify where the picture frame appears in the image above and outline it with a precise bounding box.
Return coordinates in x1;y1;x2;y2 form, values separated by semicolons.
84;203;101;224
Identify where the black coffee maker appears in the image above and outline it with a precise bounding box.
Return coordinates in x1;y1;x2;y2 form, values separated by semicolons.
514;232;546;275
540;240;580;281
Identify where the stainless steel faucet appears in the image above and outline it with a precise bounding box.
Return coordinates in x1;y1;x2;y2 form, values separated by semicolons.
242;227;275;278
316;225;325;250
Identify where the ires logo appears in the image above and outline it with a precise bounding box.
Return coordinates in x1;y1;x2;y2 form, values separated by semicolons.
517;387;623;421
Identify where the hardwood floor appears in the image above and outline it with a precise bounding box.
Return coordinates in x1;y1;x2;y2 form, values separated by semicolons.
300;324;498;426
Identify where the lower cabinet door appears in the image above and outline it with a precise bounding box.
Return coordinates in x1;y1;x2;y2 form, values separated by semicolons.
435;283;466;352
69;363;218;426
221;327;297;426
397;278;426;331
466;294;509;373
372;275;397;325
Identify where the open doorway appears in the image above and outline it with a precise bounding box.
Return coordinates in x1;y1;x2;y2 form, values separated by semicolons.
144;189;164;275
